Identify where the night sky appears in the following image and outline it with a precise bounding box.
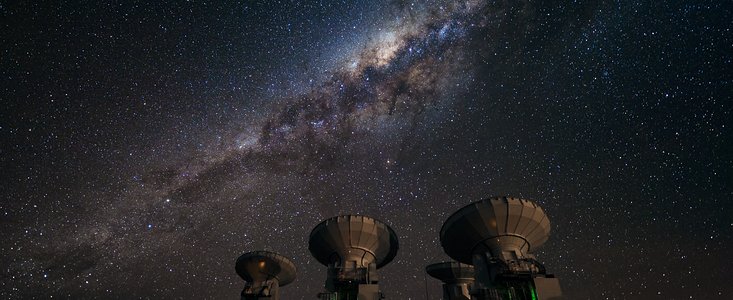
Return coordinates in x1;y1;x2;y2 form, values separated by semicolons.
1;1;731;299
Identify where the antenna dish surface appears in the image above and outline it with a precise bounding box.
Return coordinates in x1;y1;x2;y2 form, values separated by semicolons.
308;215;398;268
440;196;550;264
235;251;296;286
426;262;474;283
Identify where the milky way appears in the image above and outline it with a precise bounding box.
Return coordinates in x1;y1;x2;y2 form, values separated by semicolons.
2;0;732;299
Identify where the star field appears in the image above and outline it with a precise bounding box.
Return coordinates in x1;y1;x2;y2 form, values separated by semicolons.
1;1;731;299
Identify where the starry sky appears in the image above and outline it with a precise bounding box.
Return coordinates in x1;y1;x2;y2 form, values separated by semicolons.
1;1;731;299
